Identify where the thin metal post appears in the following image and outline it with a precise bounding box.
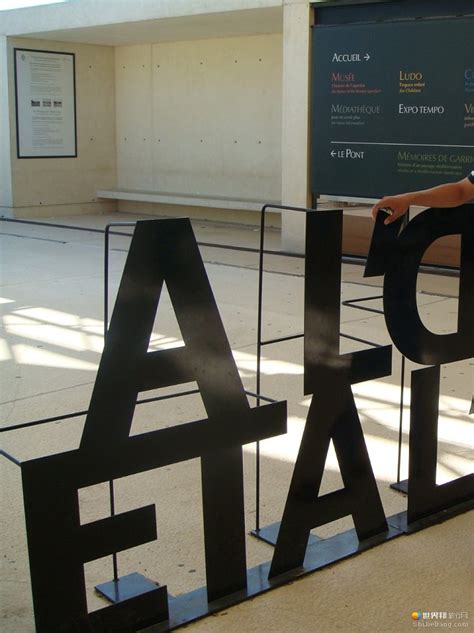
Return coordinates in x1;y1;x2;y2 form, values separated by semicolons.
254;203;317;533
103;222;138;581
396;354;406;484
395;210;410;486
255;205;267;532
103;224;119;582
104;226;110;342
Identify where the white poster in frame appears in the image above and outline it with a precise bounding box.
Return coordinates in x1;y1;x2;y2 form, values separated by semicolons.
14;48;77;158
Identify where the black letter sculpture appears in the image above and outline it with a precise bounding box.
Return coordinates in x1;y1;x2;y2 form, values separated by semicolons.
12;206;473;632
379;206;474;523
270;210;392;578
20;218;287;632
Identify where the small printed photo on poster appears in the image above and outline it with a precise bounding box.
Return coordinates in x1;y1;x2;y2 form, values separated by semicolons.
53;100;63;107
31;99;40;107
42;99;52;107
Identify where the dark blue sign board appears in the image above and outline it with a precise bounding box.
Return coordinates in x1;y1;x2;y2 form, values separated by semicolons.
311;18;474;198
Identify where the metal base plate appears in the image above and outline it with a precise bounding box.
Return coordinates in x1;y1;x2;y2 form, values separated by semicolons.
147;522;402;632
251;521;321;547
388;499;474;534
95;572;159;604
390;479;409;494
95;502;474;632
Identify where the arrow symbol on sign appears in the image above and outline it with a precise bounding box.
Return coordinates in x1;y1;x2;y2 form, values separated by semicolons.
364;53;370;61
330;150;336;157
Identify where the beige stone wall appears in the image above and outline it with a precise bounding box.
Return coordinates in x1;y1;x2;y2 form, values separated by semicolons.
115;34;282;202
0;36;13;213
4;37;117;218
280;0;312;253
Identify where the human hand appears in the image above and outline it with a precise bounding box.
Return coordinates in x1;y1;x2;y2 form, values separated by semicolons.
371;195;410;225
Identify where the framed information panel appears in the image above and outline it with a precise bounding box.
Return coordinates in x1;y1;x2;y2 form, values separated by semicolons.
14;48;77;158
311;18;474;199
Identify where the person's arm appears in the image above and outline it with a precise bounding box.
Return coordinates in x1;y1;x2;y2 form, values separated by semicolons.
371;174;474;225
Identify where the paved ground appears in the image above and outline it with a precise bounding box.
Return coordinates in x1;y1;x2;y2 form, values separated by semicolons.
0;212;472;633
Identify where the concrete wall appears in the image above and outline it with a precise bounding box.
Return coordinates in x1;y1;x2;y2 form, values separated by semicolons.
281;0;312;253
0;0;309;248
115;33;282;201
3;37;117;218
0;36;13;212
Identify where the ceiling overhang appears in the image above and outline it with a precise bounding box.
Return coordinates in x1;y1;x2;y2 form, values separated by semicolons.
9;6;283;46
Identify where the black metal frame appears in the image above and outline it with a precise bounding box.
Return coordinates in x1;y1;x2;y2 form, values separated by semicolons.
1;218;280;599
2;217;288;633
254;205;387;550
252;203;400;543
352;210;415;493
340;297;409;492
14;48;77;159
102;221;282;597
0;216;460;276
1;208;472;633
258;204;472;558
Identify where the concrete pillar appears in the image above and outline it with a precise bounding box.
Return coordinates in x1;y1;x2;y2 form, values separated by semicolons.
281;0;312;253
0;36;13;216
